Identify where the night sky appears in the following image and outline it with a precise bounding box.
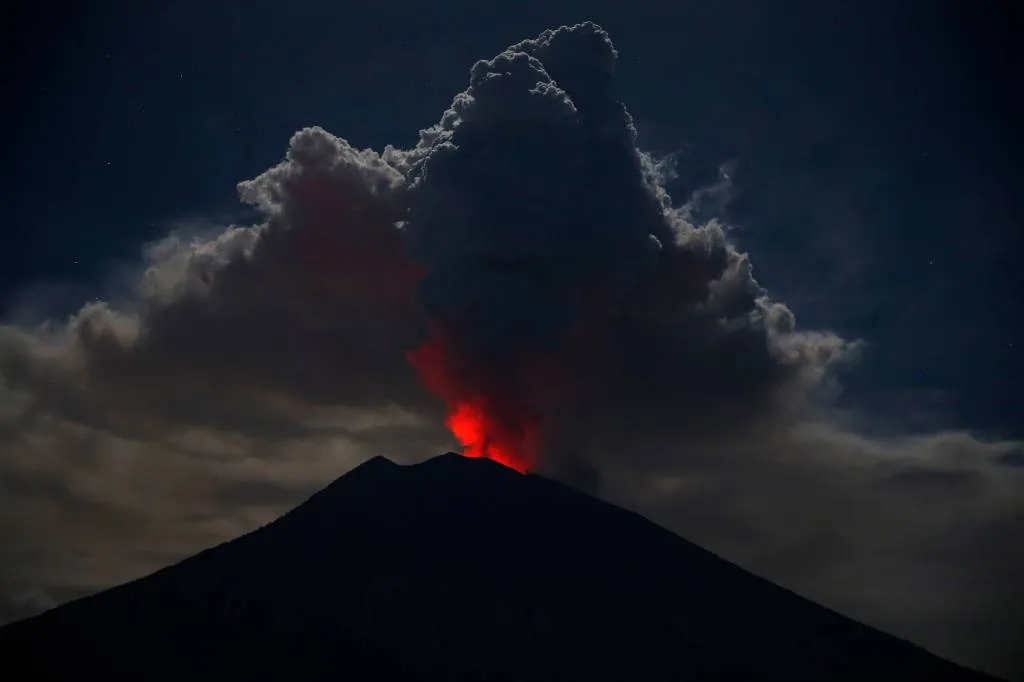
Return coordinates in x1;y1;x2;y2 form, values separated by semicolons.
2;1;1022;679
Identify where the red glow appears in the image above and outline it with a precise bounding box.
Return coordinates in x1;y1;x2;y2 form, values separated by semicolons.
445;399;532;472
407;325;537;473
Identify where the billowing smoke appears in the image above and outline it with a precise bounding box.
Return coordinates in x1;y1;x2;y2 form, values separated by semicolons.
0;22;849;476
396;23;849;475
2;22;1021;676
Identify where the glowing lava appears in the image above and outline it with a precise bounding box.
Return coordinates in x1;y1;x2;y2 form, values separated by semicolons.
407;325;537;473
445;398;533;472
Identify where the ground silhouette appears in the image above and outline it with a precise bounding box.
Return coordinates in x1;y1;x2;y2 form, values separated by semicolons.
0;453;1003;680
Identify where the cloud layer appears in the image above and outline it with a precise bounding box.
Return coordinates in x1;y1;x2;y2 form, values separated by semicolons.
0;22;1020;678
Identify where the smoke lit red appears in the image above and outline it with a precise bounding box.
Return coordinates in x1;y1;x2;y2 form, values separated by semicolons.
407;324;538;473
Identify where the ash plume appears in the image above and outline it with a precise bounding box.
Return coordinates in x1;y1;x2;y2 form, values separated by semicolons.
397;22;851;474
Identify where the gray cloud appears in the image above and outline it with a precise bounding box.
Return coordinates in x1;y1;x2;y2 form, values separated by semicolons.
0;21;1020;679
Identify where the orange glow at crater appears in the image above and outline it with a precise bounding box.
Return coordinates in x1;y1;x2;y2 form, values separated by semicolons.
407;324;536;473
446;399;531;473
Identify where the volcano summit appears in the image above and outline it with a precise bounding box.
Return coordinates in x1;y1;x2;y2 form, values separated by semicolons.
0;453;1000;681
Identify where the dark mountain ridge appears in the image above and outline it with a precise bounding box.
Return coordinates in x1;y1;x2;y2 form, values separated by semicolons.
0;453;1003;680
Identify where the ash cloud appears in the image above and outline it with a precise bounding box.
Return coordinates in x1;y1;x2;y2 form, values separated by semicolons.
2;22;848;474
399;22;853;473
0;21;1021;678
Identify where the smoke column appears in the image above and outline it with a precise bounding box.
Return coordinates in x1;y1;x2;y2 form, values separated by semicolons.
388;21;840;473
396;23;660;472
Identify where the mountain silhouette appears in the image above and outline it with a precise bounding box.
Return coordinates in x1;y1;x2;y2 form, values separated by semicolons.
0;453;1003;681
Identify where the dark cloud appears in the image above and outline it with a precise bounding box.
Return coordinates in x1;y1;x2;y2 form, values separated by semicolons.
399;22;852;473
998;448;1024;468
0;21;1020;679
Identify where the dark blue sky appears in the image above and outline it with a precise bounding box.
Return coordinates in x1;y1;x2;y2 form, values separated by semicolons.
4;0;1021;438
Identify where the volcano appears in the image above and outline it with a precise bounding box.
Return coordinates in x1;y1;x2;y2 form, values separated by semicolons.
0;453;1001;681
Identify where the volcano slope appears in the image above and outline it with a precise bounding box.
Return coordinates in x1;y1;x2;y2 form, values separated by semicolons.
0;453;1002;681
